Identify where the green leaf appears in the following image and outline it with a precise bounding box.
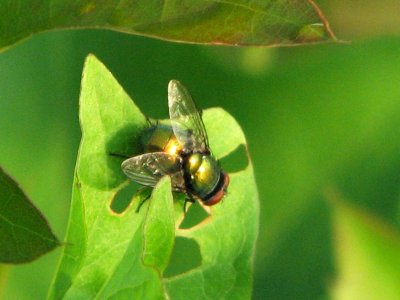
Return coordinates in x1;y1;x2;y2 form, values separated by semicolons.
0;167;60;263
97;177;175;299
48;54;149;299
49;55;259;299
328;193;400;300
0;1;337;51
142;177;175;273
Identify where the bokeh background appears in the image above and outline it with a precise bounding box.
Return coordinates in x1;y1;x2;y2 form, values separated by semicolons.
1;1;400;299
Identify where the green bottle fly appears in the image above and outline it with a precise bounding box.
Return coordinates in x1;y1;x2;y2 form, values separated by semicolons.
122;80;229;206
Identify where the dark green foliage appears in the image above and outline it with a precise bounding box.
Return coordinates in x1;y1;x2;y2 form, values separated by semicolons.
0;168;59;263
0;0;336;51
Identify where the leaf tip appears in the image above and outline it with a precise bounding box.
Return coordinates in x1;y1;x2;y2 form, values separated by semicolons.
84;53;99;65
82;54;106;78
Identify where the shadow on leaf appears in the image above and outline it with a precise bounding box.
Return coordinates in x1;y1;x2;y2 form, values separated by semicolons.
164;237;202;278
179;201;210;229
219;143;249;173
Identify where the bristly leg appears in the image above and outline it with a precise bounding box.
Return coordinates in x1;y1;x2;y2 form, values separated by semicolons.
133;185;195;214
146;117;158;128
109;152;130;159
134;187;152;213
183;195;195;213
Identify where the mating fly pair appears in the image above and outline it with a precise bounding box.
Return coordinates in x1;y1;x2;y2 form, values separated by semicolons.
121;80;229;206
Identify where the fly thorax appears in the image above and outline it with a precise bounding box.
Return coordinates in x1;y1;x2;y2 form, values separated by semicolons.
184;153;221;199
141;124;182;154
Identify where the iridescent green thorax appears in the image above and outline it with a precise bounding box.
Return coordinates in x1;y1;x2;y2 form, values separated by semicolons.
141;124;182;155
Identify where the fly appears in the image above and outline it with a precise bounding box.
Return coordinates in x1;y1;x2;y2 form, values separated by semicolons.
121;80;229;206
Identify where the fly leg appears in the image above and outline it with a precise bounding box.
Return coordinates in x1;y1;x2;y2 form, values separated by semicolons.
183;195;195;213
134;187;152;213
108;152;130;159
146;116;157;127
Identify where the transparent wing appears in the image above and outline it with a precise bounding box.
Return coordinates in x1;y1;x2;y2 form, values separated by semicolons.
168;80;209;153
121;152;185;191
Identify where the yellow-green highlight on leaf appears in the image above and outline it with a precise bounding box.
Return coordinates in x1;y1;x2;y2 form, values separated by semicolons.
328;192;400;300
49;55;259;299
0;167;60;264
0;0;338;52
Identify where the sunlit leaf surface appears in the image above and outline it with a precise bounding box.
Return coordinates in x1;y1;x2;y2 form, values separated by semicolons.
329;194;400;300
0;168;59;263
49;55;259;299
0;0;337;51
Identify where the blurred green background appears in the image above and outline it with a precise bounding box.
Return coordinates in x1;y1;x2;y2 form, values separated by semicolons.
1;2;400;299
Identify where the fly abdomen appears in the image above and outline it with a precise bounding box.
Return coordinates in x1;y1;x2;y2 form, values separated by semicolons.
183;153;227;205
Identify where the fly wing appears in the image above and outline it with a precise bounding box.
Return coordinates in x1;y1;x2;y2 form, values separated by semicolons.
168;80;209;153
121;152;185;191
